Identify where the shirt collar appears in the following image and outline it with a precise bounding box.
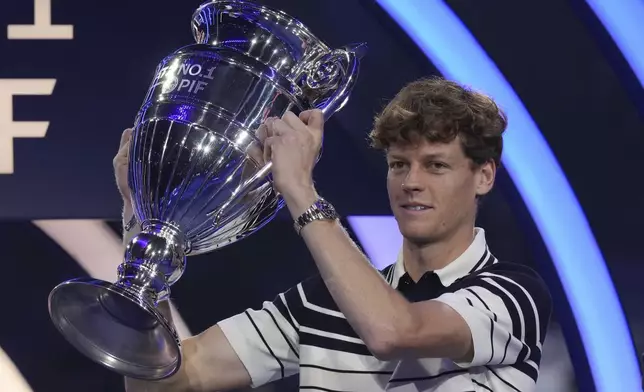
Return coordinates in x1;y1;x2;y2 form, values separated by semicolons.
389;227;490;288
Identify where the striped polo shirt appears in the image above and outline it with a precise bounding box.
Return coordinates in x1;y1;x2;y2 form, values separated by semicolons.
218;228;552;391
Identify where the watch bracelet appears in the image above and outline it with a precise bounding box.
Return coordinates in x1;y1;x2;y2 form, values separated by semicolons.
293;198;337;235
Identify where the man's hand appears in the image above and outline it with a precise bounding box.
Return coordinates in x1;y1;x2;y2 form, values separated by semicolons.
113;128;136;235
114;128;133;202
257;110;325;216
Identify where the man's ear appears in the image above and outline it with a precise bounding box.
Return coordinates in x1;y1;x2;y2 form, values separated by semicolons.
475;160;496;197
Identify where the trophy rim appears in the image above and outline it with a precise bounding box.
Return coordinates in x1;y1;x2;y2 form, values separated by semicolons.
191;0;331;52
48;278;182;380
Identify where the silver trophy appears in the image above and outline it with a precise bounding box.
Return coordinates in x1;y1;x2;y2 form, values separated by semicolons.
47;0;365;380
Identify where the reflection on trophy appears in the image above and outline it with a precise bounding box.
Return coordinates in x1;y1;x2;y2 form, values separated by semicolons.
47;0;366;380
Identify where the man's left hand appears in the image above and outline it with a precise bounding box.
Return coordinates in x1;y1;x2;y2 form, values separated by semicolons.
258;110;325;207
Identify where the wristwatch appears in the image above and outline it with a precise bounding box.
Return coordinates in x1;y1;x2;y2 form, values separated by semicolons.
124;214;138;232
293;198;339;235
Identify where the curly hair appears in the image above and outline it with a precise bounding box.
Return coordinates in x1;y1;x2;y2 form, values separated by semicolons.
369;77;507;167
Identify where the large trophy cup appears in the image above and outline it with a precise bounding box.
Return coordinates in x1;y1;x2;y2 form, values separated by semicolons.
47;0;365;380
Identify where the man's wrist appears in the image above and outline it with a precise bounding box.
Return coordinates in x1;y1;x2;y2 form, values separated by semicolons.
281;184;319;219
121;201;141;247
122;200;133;221
122;200;137;229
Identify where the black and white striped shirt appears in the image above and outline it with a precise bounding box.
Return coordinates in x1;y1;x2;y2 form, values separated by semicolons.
218;228;552;391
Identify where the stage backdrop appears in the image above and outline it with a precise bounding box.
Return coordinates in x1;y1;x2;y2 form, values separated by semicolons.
1;1;643;391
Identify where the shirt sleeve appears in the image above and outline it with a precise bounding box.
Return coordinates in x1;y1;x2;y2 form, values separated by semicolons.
218;285;302;388
432;263;552;383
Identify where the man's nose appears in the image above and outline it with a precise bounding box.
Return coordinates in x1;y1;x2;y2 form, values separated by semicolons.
401;167;424;192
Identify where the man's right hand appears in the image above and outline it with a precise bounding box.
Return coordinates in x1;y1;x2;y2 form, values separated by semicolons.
114;128;136;233
114;128;133;205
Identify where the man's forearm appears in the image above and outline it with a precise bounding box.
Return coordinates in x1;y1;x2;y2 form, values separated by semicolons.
302;220;414;351
124;362;189;392
125;373;184;392
284;188;415;353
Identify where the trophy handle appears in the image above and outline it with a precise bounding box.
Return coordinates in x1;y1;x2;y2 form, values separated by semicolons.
208;44;367;223
305;42;368;120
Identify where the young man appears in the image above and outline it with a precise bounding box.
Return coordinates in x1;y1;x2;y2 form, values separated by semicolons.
123;77;552;391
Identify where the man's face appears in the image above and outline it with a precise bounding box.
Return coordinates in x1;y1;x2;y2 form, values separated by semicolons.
386;137;495;245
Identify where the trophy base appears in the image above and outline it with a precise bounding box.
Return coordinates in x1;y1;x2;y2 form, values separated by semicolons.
48;278;181;380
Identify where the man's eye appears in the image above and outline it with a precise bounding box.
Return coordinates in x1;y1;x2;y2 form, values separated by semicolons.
428;162;448;170
389;161;405;169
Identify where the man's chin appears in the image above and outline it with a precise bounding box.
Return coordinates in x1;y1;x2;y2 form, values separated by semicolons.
398;226;436;245
395;217;439;241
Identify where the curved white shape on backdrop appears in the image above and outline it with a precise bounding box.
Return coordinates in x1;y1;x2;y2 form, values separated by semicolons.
0;346;32;392
33;219;192;340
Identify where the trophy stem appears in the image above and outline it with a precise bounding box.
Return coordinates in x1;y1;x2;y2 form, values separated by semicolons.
117;220;188;307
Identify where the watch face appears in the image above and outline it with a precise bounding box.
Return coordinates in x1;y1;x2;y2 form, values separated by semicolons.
316;199;337;219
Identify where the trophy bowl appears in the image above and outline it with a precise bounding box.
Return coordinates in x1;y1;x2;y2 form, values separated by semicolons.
47;0;366;380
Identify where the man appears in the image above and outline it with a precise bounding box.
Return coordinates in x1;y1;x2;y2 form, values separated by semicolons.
122;76;552;391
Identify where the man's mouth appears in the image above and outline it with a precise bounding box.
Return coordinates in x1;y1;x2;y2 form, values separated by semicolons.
401;203;432;211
